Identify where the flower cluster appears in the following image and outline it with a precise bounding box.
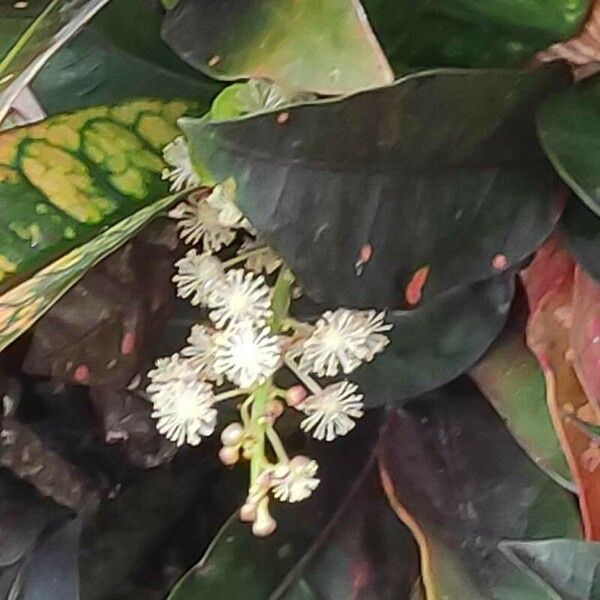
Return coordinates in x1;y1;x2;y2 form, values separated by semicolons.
147;138;393;535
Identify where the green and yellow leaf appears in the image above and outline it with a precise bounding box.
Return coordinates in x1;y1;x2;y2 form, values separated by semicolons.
0;97;196;291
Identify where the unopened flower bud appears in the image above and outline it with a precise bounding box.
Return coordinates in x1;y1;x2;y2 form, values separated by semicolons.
252;499;277;537
219;445;239;466
286;385;307;407
266;399;284;421
221;422;244;447
240;502;257;522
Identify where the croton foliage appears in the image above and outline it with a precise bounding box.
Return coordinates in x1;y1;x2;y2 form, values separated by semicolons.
0;1;599;600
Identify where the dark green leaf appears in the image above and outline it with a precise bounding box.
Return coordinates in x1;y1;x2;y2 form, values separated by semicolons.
0;1;48;58
19;519;81;600
470;329;574;491
182;67;568;309
90;0;205;77
282;471;418;600
356;272;515;407
380;381;582;599
31;29;220;114
500;539;600;600
561;198;600;283
362;0;587;71
162;0;393;94
168;413;405;599
0;0;112;122
538;75;600;217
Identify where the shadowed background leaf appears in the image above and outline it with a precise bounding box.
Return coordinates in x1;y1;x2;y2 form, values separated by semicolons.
501;539;600;600
538;74;600;217
0;0;113;123
361;0;588;72
470;329;574;491
379;381;582;600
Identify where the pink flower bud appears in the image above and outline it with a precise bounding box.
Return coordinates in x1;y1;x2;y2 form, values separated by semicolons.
286;385;308;407
221;422;244;447
219;446;239;466
240;503;257;522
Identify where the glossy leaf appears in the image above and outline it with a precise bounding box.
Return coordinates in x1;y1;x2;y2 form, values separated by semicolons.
571;267;600;413
0;0;112;123
162;0;393;95
362;0;587;71
470;329;574;491
19;518;81;600
32;26;221;115
168;414;394;599
0;98;195;291
379;382;582;600
538;75;600;217
182;67;567;309
91;0;199;75
356;272;515;407
501;539;600;600
522;238;600;539
562;198;600;283
0;191;182;353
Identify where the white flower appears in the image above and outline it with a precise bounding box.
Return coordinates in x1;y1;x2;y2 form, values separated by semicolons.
150;379;217;447
173;250;225;306
169;192;237;252
271;456;320;503
240;236;282;275
181;324;223;384
206;179;245;228
299;308;392;377
161;136;200;192
213;324;281;388
298;381;364;441
207;269;272;329
147;353;198;397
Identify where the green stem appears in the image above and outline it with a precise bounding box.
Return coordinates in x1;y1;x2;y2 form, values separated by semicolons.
283;317;314;336
284;357;322;395
240;394;254;426
222;247;269;269
266;426;289;464
250;383;269;484
269;268;295;332
214;388;250;402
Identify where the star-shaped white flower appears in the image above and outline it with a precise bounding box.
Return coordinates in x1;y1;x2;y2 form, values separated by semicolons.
298;381;364;441
181;324;224;384
271;456;320;503
150;379;217;447
147;353;198;398
299;308;392;377
169;192;237;252
213;324;281;388
173;250;225;306
240;236;282;275
207;269;272;329
161;136;200;192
